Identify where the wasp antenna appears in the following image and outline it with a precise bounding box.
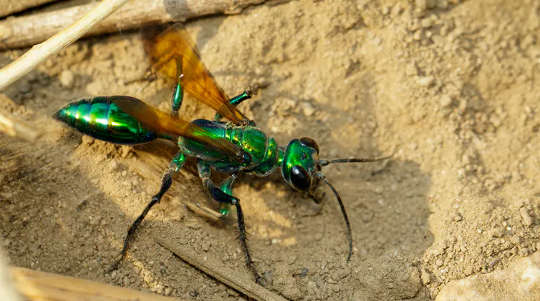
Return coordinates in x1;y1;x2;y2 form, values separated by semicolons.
319;154;392;167
318;175;352;262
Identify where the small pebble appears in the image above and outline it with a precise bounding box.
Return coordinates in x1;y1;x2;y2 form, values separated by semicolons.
262;270;273;286
437;0;449;9
421;269;431;284
59;70;75;87
415;0;427;12
417;76;435;86
490;114;502;127
201;240;211;252
440;95;453;107
109;160;119;171
406;63;418;76
421;18;434;28
301;102;315;116
414;30;423;41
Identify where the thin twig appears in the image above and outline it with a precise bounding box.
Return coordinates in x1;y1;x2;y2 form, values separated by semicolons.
0;0;59;18
10;267;185;301
0;94;41;142
155;236;288;301
185;202;223;222
0;109;41;142
0;0;130;91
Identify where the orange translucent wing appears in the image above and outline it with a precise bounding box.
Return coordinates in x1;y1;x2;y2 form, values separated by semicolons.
145;26;247;125
110;96;246;163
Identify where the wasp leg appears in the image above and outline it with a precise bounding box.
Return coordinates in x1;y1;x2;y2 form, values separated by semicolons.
197;161;262;284
214;89;254;125
110;153;185;271
170;56;184;117
216;174;237;216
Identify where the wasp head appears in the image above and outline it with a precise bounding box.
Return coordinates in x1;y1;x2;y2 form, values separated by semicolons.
281;137;392;262
281;137;321;193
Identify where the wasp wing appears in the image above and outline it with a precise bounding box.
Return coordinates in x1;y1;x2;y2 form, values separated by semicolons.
145;26;248;125
110;96;246;163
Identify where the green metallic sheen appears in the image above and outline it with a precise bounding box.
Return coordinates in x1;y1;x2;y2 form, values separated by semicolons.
55;97;157;145
218;176;236;215
277;148;285;166
252;137;279;176
171;152;186;172
229;91;251;106
227;127;267;164
219;203;231;216
220;176;235;195
178;120;280;176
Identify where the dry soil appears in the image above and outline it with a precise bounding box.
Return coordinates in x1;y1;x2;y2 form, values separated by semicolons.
1;0;539;300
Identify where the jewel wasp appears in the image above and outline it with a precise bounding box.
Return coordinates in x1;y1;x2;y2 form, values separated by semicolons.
54;26;391;284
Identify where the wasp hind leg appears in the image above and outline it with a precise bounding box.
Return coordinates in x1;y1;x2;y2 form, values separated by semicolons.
110;152;186;271
197;161;263;285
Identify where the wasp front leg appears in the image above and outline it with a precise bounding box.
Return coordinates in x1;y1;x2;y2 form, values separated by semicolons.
111;152;185;271
196;161;262;284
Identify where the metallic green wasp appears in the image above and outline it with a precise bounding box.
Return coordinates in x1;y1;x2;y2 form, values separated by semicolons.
55;26;390;284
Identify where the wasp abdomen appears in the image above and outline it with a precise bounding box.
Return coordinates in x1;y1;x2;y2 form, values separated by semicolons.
55;96;157;145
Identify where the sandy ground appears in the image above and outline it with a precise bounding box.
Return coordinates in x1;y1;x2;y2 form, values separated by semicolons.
1;0;539;300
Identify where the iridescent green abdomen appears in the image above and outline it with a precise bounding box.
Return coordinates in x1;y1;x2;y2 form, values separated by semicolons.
179;120;280;176
55;97;157;144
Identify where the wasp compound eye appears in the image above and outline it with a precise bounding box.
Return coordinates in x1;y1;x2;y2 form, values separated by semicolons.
291;165;311;191
300;137;319;154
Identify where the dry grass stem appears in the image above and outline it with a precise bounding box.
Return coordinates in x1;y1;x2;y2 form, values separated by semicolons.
10;267;185;301
0;0;130;91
